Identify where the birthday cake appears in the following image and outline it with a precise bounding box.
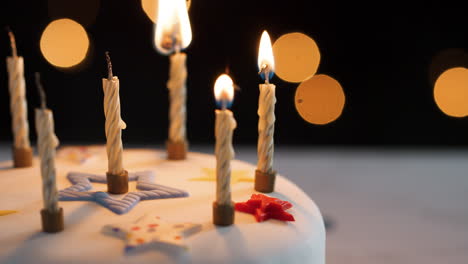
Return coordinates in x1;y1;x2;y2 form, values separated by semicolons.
0;146;325;264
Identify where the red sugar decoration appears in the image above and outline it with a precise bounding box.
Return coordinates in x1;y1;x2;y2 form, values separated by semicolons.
235;194;295;222
131;226;141;231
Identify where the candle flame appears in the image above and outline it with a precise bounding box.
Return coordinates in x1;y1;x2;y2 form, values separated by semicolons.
154;0;192;55
214;74;234;108
258;30;275;80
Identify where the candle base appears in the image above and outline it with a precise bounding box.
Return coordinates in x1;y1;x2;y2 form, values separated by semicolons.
166;140;188;160
213;201;235;226
254;169;277;193
12;146;33;168
106;170;129;194
41;207;64;233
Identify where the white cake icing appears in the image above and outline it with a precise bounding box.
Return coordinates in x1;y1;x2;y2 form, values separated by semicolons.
0;147;325;264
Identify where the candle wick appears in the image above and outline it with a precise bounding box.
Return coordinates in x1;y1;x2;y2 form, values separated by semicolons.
35;72;47;109
174;33;182;54
105;51;113;80
6;26;17;57
221;100;227;111
259;64;270;84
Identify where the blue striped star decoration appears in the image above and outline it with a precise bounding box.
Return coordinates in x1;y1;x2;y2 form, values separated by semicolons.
59;171;188;214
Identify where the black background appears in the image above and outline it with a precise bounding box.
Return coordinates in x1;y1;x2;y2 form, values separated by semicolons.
1;0;468;146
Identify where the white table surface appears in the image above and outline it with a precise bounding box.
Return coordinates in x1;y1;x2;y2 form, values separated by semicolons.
1;143;467;263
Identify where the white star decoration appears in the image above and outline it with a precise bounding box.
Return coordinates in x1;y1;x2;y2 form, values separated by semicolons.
103;215;202;251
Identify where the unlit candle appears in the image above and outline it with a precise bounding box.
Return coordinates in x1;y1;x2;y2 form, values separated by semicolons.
36;109;59;212
7;30;30;150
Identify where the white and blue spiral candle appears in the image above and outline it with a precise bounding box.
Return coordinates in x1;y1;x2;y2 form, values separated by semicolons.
257;31;277;177
35;73;64;233
154;0;192;149
214;74;237;208
35;75;60;214
103;53;126;177
6;28;32;167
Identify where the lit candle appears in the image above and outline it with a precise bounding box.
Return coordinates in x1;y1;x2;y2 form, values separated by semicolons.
34;73;63;233
6;28;32;167
103;52;128;194
213;74;237;226
154;0;192;160
255;30;277;193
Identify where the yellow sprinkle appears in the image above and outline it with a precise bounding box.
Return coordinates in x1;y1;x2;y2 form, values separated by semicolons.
0;210;18;216
191;168;254;184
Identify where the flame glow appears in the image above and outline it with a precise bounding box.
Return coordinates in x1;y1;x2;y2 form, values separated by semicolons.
214;74;234;107
258;30;275;79
154;0;192;54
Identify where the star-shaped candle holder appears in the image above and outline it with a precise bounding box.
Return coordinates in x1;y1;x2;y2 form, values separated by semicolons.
103;215;202;251
59;171;188;214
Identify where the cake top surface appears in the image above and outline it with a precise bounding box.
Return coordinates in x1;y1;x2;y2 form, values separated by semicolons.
0;147;325;264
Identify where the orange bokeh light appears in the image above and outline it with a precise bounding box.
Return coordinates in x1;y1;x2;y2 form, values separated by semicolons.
295;74;345;125
40;18;89;68
434;67;468;117
273;32;321;83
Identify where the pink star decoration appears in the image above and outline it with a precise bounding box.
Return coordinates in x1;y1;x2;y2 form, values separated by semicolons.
103;215;202;251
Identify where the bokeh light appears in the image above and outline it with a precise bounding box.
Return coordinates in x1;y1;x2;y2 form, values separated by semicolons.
295;74;345;125
434;67;468;117
273;32;321;83
40;19;89;68
142;0;192;23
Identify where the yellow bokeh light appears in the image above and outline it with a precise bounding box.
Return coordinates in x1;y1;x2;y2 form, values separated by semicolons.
273;32;321;83
434;67;468;117
40;18;89;68
295;74;345;125
142;0;191;23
